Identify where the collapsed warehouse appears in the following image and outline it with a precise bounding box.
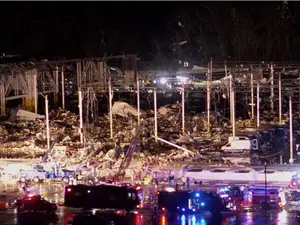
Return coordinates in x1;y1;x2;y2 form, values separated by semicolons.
0;58;300;177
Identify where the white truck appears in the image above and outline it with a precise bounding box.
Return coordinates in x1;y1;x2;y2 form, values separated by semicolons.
221;136;259;165
221;136;258;153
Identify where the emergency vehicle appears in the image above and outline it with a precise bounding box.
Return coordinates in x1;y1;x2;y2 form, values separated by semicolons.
64;184;140;211
157;188;225;214
290;173;300;189
279;188;300;212
218;185;282;211
217;186;244;211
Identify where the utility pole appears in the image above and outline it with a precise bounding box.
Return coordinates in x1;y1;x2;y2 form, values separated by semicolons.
78;90;84;144
181;87;185;135
207;59;212;136
137;79;140;126
257;83;260;128
250;66;254;120
230;74;236;138
154;88;158;143
61;66;65;109
270;63;274;113
289;95;294;164
45;95;50;151
279;73;282;124
34;73;38;114
108;80;113;139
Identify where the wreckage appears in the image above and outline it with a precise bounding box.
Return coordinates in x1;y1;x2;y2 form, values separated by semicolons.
0;98;289;174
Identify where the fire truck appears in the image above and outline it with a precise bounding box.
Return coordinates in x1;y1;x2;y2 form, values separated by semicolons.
218;185;282;211
217;186;244;211
278;188;300;212
290;173;300;189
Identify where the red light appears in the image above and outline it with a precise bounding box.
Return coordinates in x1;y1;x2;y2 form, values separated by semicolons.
67;188;72;192
27;194;34;197
162;207;165;211
136;186;141;190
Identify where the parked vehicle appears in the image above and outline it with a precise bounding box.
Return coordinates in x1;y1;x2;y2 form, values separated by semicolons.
19;166;48;183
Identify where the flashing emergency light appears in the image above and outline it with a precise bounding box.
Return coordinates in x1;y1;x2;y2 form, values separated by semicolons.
160;78;167;84
200;202;205;207
195;193;200;197
165;187;175;192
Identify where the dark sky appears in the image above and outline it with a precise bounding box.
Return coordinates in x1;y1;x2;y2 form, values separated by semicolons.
0;2;298;63
0;2;184;58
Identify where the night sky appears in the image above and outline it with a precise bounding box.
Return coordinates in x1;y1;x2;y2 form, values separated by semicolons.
0;2;181;58
0;2;300;65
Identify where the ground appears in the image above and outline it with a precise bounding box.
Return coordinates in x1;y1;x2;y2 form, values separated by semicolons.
0;183;298;225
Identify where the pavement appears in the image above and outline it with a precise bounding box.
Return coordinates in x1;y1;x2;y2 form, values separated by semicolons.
0;182;298;224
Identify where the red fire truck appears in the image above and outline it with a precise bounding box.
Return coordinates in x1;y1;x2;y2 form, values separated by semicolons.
290;173;300;189
243;185;282;210
217;186;244;211
218;185;282;211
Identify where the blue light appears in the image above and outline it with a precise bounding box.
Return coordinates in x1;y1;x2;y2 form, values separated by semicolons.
195;193;200;197
181;208;186;212
192;208;196;212
181;215;186;225
201;202;205;206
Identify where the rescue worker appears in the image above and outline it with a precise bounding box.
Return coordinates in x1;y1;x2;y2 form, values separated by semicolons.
175;183;179;191
181;176;187;188
187;177;190;190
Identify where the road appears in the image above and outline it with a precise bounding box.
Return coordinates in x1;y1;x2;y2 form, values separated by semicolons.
0;207;299;225
0;183;298;225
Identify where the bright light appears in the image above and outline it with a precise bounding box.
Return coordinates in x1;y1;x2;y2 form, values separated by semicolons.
181;208;185;212
181;215;186;225
160;78;167;84
162;207;165;211
27;194;34;197
67;188;71;192
87;190;91;194
153;80;157;84
195;193;200;197
201;202;205;207
220;194;229;198
165;187;175;192
192;208;196;212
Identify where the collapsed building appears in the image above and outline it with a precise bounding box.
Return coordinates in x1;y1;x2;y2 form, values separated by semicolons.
0;58;300;177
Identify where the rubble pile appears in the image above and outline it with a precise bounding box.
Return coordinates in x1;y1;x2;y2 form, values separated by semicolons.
0;101;294;168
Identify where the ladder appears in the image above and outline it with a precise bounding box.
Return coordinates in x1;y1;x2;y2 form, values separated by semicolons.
117;124;143;181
